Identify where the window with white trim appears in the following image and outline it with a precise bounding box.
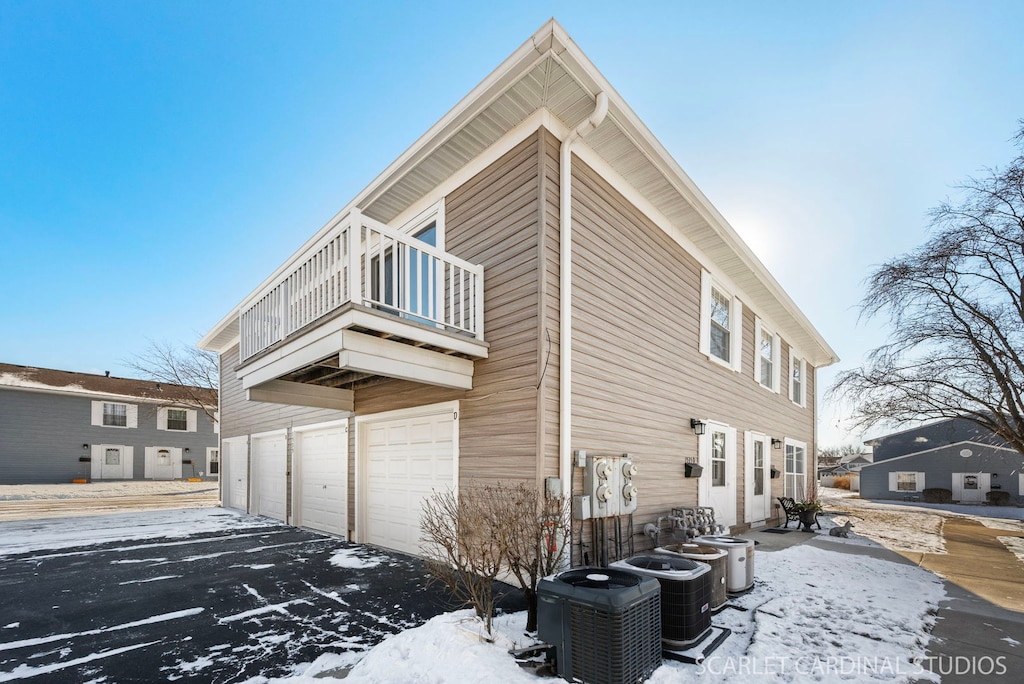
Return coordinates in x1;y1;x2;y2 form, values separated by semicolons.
91;400;138;428
888;471;925;492
157;406;197;432
754;317;780;392
790;350;807;408
166;408;188;431
700;270;743;371
784;439;807;499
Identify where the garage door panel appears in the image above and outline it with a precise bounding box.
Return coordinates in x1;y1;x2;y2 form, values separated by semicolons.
224;441;249;512
253;435;287;522
297;426;347;537
362;409;455;556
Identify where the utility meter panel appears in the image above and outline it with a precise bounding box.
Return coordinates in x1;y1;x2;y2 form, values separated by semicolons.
619;457;638;515
584;455;618;518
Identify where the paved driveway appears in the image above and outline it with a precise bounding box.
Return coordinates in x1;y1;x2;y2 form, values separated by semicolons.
0;508;515;682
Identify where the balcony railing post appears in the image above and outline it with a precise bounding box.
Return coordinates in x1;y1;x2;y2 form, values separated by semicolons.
347;209;361;306
474;266;485;340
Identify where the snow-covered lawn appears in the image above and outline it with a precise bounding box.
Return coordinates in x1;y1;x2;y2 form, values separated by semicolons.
12;492;1013;683
818;487;1024;557
0;480;216;501
246;539;945;683
0;507;274;557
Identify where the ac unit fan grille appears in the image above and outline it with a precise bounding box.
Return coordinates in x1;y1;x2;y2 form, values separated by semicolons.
568;597;661;684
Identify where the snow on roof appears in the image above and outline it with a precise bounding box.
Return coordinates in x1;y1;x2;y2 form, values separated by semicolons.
0;363;216;405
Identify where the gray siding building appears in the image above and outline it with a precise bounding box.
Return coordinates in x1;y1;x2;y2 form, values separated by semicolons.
0;363;219;484
860;419;1024;504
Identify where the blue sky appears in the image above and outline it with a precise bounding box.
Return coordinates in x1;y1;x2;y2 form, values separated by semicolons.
2;1;1022;446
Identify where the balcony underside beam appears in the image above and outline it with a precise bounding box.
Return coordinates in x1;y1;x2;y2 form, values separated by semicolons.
238;320;475;392
246;380;354;412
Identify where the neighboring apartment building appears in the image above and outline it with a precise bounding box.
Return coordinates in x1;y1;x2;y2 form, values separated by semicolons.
860;418;1024;503
198;20;837;558
0;363;219;484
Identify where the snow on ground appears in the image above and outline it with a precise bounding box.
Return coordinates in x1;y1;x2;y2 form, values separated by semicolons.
819;487;1024;558
0;480;216;501
328;548;388;569
245;541;945;684
998;536;1024;565
0;507;274;557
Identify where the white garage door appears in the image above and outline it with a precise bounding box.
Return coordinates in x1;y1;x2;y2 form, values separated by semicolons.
222;438;248;512
361;407;456;556
295;425;347;537
253;433;287;522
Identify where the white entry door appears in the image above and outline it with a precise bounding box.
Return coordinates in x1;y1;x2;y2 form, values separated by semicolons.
294;424;347;537
745;432;772;525
145;447;182;480
359;404;457;555
699;422;737;528
953;473;990;503
252;433;287;522
92;445;133;480
222;438;249;512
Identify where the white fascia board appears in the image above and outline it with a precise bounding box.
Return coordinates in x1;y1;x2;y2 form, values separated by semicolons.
197;308;241;353
859;440;1022;467
209;23;559;335
199;17;836;368
546;36;838;367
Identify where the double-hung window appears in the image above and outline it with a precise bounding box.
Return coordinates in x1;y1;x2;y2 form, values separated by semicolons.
91;401;137;428
158;407;196;432
103;403;127;427
784;439;807;499
700;270;743;371
754;317;780;392
790;351;807;407
889;471;925;492
166;409;188;431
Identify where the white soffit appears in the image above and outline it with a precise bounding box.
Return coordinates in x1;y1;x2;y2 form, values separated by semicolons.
201;19;836;367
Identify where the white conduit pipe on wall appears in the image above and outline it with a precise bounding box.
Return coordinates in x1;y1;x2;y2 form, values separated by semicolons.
559;91;609;498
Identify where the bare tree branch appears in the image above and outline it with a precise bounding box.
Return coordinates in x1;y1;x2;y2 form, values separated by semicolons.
124;339;219;425
830;121;1024;455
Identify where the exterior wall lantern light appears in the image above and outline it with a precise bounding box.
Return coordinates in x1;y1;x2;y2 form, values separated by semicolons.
771;438;782;450
690;419;706;436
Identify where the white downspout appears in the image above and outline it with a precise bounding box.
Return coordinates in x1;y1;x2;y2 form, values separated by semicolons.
559;92;609;498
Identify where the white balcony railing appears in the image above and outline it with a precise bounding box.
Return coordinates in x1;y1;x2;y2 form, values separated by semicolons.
239;210;485;363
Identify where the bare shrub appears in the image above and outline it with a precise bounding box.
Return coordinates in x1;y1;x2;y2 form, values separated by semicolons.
420;485;505;636
833;475;853;491
420;481;571;636
491;482;569;633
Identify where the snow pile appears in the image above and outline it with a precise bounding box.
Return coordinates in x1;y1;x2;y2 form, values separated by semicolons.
246;542;944;684
998;536;1024;564
328;548;388;570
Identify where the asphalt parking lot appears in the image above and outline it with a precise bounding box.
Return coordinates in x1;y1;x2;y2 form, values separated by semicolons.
0;509;520;683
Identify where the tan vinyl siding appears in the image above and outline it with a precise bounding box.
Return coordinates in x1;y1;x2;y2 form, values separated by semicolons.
356;132;544;488
568;155;816;535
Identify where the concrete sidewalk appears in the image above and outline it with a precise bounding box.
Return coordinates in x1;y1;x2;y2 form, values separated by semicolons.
741;523;1024;683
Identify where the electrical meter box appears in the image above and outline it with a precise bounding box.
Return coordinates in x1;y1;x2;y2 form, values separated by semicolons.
583;453;639;518
584;455;617;517
619;457;638;515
